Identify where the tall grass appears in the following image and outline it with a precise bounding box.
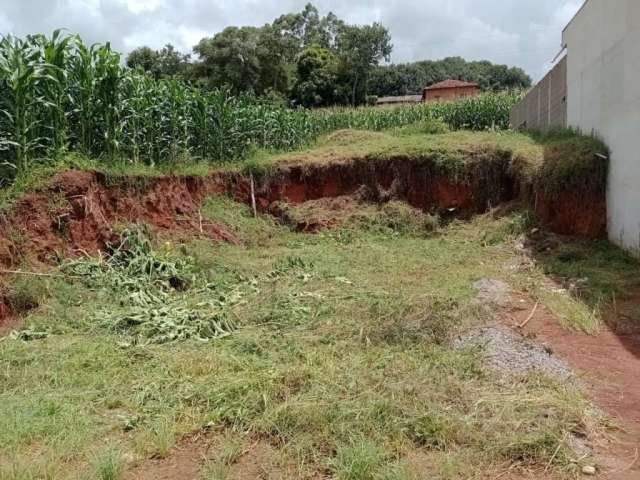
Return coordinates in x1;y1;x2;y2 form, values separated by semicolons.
0;30;521;186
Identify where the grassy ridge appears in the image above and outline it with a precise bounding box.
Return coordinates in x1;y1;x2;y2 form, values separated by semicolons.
253;127;609;204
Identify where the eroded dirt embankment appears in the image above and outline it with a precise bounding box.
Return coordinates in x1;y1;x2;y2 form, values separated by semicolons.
534;190;607;238
0;155;607;322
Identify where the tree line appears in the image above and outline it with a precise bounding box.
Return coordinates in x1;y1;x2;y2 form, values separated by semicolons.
126;3;531;107
369;57;532;97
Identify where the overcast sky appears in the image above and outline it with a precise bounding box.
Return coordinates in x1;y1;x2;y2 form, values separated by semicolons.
1;0;583;81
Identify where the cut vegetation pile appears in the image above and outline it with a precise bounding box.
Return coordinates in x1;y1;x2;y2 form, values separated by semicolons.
62;227;238;343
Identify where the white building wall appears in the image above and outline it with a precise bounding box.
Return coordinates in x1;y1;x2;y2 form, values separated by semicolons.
563;0;640;252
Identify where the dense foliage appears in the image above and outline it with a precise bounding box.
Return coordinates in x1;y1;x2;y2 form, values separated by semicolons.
126;8;529;106
369;57;532;97
188;4;392;106
126;44;191;80
0;30;520;187
126;4;529;107
311;92;520;132
126;4;392;107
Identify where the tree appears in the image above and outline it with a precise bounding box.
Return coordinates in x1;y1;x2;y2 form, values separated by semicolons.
193;26;293;95
155;44;191;78
293;45;338;107
368;57;532;97
336;23;392;105
191;3;349;98
194;27;264;93
189;4;391;105
255;25;296;95
126;4;532;108
126;46;157;73
126;44;190;79
271;3;343;56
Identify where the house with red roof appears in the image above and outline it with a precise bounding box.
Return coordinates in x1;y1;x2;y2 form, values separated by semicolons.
422;79;479;102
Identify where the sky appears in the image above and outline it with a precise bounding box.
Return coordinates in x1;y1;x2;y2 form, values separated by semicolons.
0;0;584;81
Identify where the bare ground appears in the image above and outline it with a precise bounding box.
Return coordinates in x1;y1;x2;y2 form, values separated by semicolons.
506;295;640;479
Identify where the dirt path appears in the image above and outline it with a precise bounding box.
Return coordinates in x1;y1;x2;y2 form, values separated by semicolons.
125;433;307;480
508;300;640;479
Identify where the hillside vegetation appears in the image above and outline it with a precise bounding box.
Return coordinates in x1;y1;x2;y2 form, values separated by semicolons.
0;30;520;189
369;56;531;97
125;4;530;107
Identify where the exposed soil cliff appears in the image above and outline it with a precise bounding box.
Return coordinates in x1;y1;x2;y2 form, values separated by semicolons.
0;154;607;322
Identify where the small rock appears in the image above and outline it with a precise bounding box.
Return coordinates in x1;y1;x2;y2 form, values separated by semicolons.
582;465;596;476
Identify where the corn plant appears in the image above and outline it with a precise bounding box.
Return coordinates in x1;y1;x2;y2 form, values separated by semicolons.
62;227;239;344
0;34;48;173
0;30;521;187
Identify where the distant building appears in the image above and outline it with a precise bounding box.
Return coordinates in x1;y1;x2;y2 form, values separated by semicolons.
422;80;480;102
376;95;422;107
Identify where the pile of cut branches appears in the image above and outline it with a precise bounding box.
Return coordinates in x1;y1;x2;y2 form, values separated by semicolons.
63;227;239;343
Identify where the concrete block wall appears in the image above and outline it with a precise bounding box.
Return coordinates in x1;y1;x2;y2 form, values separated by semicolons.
563;0;640;252
510;56;567;130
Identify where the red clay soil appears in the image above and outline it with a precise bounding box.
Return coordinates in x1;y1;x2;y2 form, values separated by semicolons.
0;297;8;319
0;297;20;337
0;156;606;277
507;298;640;479
0;158;512;326
535;190;607;238
0;159;510;269
0;170;241;268
248;157;515;217
125;431;318;480
237;158;606;238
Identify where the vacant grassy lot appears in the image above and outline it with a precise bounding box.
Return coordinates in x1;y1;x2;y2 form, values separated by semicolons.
3;185;639;480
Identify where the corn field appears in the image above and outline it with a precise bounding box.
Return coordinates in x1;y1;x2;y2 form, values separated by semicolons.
0;30;521;186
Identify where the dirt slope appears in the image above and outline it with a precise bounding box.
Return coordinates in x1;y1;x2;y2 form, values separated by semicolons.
0;155;608;323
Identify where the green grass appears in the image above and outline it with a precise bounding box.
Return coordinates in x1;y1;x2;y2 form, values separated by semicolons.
91;448;126;480
1;127;533;213
0;153;217;212
331;438;387;480
239;127;606;206
535;239;640;306
0;196;611;479
249;128;543;169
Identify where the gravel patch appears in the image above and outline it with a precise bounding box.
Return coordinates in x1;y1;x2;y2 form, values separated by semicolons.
472;278;512;308
454;324;574;381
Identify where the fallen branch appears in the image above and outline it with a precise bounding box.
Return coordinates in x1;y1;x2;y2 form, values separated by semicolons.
0;269;78;279
518;301;539;329
250;173;257;218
